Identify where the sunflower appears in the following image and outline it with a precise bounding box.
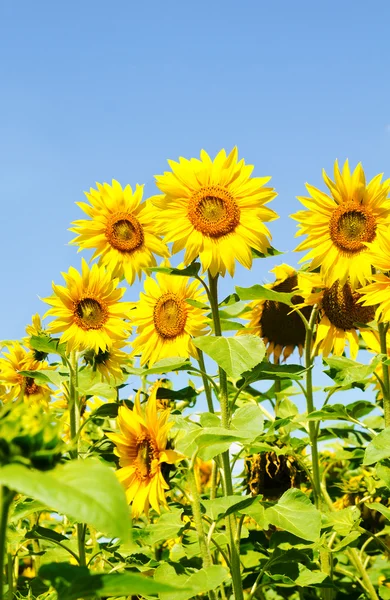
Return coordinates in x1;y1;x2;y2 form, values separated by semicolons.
130;270;208;366
106;384;182;517
83;340;130;383
291;160;390;289
357;236;390;323
0;343;52;406
151;148;278;277
241;264;311;362
297;272;375;359
43;259;133;353
70;181;170;285
24;313;48;361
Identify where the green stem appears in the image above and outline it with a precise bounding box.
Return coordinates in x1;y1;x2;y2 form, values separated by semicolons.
6;554;12;600
197;350;215;414
347;547;379;600
0;487;13;600
208;272;244;600
378;322;390;427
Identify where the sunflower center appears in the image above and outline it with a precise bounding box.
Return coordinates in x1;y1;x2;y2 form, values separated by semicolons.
329;202;376;253
105;212;144;253
260;276;311;348
322;280;375;330
135;437;155;479
74;297;108;330
187;185;240;238
153;293;187;339
24;377;39;396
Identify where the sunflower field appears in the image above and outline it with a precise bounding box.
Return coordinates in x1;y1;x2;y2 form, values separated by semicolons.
2;148;390;600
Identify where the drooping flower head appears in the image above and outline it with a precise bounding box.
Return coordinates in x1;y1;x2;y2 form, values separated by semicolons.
291;161;390;288
130;270;208;366
107;384;182;517
0;343;52;406
297;272;375;359
70;181;170;285
241;265;311;362
43;259;132;353
151;148;278;277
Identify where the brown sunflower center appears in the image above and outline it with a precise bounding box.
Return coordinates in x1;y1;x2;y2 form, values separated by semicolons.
329;202;376;253
187;185;240;238
260;275;312;349
322;280;375;330
74;297;108;330
24;377;39;396
135;437;155;479
153;293;187;339
105;212;144;253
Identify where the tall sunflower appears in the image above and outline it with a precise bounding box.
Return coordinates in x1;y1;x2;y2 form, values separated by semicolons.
107;384;182;517
358;236;390;322
291;160;390;288
70;181;169;285
151;148;278;277
83;340;130;383
241;264;311;362
43;259;132;353
0;343;52;405
130;270;208;366
297;272;375;359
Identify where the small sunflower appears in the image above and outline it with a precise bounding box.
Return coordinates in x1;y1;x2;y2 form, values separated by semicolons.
43;259;132;353
151;148;278;277
83;340;130;383
0;343;52;406
241;264;311;362
130;270;208;366
298;272;375;359
107;384;182;517
24;314;48;361
70;181;170;285
291;160;390;288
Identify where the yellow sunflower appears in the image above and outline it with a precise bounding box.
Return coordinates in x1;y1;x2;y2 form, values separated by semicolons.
0;343;52;405
358;236;390;322
107;384;182;517
241;264;311;362
297;272;375;359
291;160;390;288
83;340;130;383
151;148;278;277
70;181;170;285
130;270;208;366
43;259;133;353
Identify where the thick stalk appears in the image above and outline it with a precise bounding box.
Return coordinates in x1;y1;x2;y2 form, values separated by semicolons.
208;272;244;600
0;487;13;600
347;548;379;600
197;350;215;414
378;322;390;427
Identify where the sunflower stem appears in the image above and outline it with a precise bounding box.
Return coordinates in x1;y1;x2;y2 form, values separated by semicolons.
378;322;390;427
208;272;244;600
197;350;215;413
0;487;13;600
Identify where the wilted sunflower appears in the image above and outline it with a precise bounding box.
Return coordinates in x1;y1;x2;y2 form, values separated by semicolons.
43;259;132;353
130;270;208;366
107;385;182;517
151;148;278;277
0;343;52;406
291;160;390;288
241;264;311;362
83;340;130;383
70;181;169;285
298;272;375;359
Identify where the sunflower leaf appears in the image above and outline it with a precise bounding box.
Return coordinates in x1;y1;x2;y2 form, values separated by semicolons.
251;246;283;259
29;335;67;358
235;285;294;306
363;428;390;465
265;489;321;542
147;262;201;277
192;335;265;378
154;563;229;600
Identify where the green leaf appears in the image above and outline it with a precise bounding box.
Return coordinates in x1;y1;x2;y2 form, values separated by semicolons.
322;507;361;536
185;298;209;310
29;335;67;358
10;499;48;522
307;401;374;423
251;246;283;259
200;495;258;521
377;461;390;488
148;262;201;277
323;355;382;389
363;428;390;465
231;404;264;438
39;563;176;600
143;510;184;545
26;525;68;542
235;284;294;305
219;320;244;332
0;460;131;541
193;335;265;378
241;362;307;384
91;402;119;418
145;357;191;374
368;502;390;522
154;563;229;600
218;301;248;318
18;369;66;388
195;427;251;460
265;489;321;542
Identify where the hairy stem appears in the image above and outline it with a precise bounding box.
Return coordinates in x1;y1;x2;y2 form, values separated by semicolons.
197;350;215;414
378;321;390;427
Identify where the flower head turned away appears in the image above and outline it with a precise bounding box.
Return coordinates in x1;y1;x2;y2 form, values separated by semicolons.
130;269;208;366
297;272;375;359
106;384;182;518
43;259;133;353
70;181;169;285
151;147;278;277
0;342;52;406
291;160;390;289
83;340;130;383
241;264;312;363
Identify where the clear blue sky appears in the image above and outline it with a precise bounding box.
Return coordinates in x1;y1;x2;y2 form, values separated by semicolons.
1;0;390;348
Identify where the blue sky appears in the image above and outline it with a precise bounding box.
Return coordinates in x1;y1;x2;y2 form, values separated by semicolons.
1;0;389;411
